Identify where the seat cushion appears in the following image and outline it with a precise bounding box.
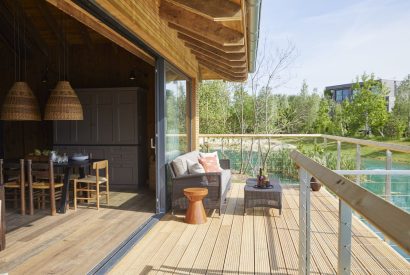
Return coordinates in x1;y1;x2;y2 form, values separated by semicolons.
220;169;231;194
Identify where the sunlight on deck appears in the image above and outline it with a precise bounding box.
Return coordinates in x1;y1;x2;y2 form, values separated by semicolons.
110;184;410;275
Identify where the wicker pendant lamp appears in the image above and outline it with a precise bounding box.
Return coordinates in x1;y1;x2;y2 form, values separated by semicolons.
44;81;83;120
1;81;41;121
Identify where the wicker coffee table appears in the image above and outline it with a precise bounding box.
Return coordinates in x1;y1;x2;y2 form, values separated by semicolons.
244;178;282;214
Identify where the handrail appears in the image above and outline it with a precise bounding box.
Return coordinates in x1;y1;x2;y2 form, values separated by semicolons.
199;133;410;154
334;169;410;175
290;150;410;254
322;135;410;153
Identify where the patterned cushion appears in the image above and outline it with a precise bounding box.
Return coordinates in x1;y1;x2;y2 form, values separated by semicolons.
198;156;222;173
199;152;221;168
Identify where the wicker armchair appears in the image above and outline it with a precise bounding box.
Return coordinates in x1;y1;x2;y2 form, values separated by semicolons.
170;155;231;215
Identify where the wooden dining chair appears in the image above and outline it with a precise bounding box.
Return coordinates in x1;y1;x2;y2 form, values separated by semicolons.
1;159;26;215
73;160;109;210
27;160;64;216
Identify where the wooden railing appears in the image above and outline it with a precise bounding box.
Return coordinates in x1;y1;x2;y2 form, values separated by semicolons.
291;150;410;274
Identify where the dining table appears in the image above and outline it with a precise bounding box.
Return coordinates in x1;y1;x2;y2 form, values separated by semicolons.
54;159;102;214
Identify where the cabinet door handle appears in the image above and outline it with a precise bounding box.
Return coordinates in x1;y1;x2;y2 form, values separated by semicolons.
150;138;156;149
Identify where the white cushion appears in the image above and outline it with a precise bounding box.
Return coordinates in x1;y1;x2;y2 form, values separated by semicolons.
199;152;221;168
187;159;205;174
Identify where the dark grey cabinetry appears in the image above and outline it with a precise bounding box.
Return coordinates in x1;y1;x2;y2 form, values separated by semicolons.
53;87;146;188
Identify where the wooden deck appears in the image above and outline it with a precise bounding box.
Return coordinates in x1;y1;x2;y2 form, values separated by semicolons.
0;190;155;274
110;183;410;275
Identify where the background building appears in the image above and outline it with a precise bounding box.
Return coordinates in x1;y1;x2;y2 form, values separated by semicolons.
325;79;401;112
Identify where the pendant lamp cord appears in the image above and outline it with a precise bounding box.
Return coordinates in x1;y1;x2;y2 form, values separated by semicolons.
24;14;27;81
17;12;21;81
13;9;16;82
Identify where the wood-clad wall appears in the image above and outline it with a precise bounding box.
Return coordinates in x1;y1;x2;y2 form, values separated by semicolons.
0;43;155;159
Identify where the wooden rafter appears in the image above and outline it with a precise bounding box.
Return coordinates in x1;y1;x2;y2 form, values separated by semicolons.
199;61;246;82
190;49;246;68
195;55;246;74
185;42;245;62
160;0;244;46
197;57;247;77
166;0;241;22
171;24;245;53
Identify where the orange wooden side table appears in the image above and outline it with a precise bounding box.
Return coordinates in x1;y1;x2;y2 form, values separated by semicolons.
183;188;208;224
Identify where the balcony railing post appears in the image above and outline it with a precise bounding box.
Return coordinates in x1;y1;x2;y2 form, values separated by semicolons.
336;141;341;170
386;150;392;202
338;200;352;274
299;167;311;275
356;144;361;184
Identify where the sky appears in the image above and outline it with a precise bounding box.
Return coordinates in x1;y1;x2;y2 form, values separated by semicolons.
259;0;410;94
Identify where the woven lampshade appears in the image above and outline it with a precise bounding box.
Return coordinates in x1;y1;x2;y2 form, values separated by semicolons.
1;81;41;121
44;81;83;120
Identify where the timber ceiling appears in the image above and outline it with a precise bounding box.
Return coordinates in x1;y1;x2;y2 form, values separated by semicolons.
159;0;248;81
0;0;118;61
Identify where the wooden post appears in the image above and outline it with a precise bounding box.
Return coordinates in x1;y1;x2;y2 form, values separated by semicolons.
323;137;327;147
355;145;361;185
385;150;392;202
299;168;310;275
49;160;56;216
336;141;341;170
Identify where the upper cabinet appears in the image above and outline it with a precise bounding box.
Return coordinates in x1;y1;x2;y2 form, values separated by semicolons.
54;87;144;145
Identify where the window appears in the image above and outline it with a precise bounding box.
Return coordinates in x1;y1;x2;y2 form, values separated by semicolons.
335;90;343;102
165;64;191;158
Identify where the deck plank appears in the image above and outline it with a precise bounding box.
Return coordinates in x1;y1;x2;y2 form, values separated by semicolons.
0;191;156;275
110;184;410;275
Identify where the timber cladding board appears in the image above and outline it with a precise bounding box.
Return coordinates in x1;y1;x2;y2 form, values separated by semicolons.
93;0;198;78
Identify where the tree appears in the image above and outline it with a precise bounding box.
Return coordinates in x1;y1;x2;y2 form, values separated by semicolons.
198;80;230;134
392;75;410;137
345;74;389;136
314;98;332;133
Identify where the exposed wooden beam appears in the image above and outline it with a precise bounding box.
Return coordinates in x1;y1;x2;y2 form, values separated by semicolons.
46;0;155;66
195;55;247;74
190;49;247;68
166;0;241;22
160;0;244;46
170;23;245;53
185;41;245;62
199;61;247;82
196;56;247;77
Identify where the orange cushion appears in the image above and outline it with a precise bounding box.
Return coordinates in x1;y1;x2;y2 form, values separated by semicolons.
198;157;222;173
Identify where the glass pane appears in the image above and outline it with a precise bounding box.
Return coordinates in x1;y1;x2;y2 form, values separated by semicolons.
165;65;189;161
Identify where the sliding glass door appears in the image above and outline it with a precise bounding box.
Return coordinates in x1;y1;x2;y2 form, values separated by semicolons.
156;59;191;213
